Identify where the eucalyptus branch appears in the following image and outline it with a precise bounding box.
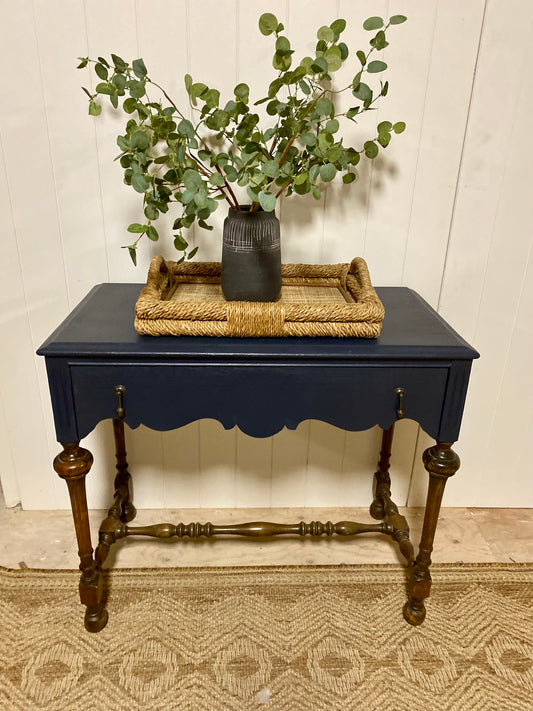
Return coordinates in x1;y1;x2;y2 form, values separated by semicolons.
78;10;406;264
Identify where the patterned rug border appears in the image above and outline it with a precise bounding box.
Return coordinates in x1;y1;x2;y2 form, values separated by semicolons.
2;561;532;590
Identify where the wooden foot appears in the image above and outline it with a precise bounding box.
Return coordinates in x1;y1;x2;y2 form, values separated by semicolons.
404;442;460;625
54;443;108;632
85;605;109;633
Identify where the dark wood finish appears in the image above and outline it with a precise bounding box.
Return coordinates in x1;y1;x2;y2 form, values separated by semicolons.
53;443;107;632
122;520;389;538
112;417;136;524
39;283;478;631
370;424;395;520
403;442;461;625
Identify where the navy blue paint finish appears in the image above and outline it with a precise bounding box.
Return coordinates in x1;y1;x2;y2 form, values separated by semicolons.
70;362;449;440
38;284;479;445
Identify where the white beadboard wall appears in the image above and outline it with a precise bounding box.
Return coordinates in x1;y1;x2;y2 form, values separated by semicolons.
1;0;532;510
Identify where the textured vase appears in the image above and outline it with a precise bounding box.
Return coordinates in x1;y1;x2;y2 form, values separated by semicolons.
221;205;282;302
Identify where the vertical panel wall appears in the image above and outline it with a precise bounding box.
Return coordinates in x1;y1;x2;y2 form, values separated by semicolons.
0;0;530;510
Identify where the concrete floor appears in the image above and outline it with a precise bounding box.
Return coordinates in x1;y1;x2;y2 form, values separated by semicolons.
1;481;532;570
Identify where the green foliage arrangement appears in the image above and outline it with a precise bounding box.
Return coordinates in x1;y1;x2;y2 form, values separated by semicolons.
78;12;406;264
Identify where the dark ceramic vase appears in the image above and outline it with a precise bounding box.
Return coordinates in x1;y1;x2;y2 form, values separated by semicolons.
221;205;282;302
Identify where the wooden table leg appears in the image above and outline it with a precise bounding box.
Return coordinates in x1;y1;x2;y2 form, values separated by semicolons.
113;418;136;523
370;424;395;520
53;443;108;633
403;442;460;626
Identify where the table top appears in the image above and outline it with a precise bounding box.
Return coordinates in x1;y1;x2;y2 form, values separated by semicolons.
38;284;479;363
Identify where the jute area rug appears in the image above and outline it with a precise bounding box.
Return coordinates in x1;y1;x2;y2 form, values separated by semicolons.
0;563;532;711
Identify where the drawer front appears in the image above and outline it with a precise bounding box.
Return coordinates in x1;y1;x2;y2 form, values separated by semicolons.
70;362;449;440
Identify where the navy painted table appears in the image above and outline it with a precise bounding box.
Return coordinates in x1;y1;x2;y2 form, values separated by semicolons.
38;284;479;632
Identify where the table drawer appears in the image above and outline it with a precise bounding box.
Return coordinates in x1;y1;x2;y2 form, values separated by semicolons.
70;362;449;440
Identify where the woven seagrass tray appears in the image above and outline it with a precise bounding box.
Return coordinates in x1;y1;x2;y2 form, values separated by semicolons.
135;255;384;337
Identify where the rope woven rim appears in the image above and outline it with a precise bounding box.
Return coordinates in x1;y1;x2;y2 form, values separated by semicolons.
135;255;385;338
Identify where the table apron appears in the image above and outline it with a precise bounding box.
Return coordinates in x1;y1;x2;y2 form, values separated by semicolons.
66;361;452;440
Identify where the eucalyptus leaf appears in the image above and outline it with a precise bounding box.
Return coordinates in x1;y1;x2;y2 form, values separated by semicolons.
111;54;128;71
174;234;188;250
203;88;220;109
371;30;389;51
300;56;315;74
378;131;391;147
393;121;406;134
325;46;342;72
317;26;335;42
352;82;372;102
275;36;292;55
259;12;278;36
96;82;115;95
130;130;149;149
363;17;384;30
131;173;149;193
144;204;159;220
177;118;195;139
301;132;316;146
194;191;208;209
293;172;308;185
367;60;388;73
234;83;249;102
127;223;147;233
330;19;346;35
112;74;127;92
190;82;207;102
390;15;407;24
128;80;145;99
258;190;277;212
316;96;333;116
127;246;137;265
183;168;204;191
209;172;225;186
273;53;292;71
88;101;102;116
364;140;379;159
262;160;280;178
95;63;108;80
146;225;159;241
311;56;328;74
320;163;336;182
132;58;147;78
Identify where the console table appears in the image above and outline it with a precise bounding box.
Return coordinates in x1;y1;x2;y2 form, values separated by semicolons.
38;284;478;632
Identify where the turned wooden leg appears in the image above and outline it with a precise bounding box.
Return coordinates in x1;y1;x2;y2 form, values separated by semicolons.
113;418;136;523
54;443;108;633
370;424;394;519
403;442;460;626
